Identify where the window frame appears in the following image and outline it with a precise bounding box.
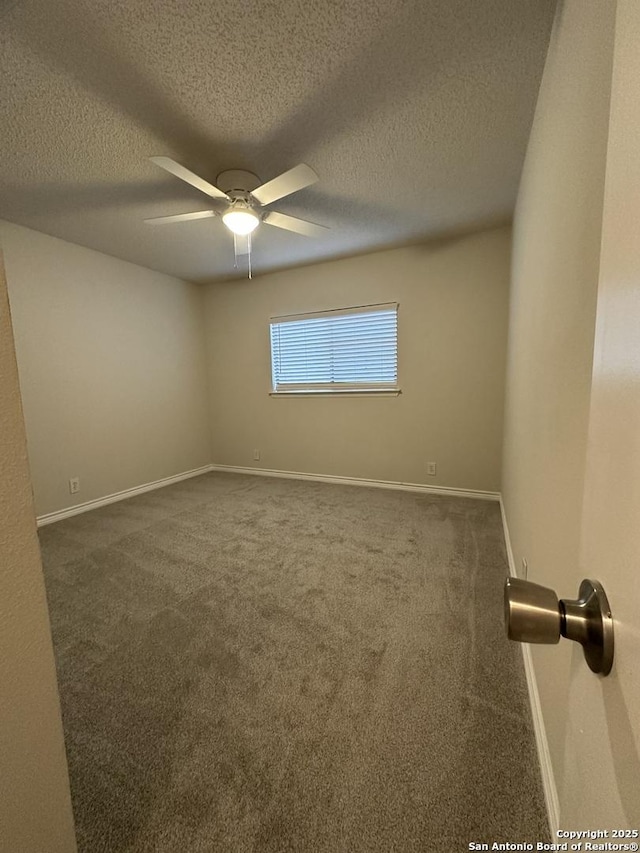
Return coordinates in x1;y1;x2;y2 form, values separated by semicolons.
269;302;400;397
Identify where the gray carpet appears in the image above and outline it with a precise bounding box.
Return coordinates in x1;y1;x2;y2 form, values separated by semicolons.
39;472;549;852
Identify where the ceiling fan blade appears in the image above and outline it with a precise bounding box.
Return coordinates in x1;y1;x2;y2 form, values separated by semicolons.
263;210;329;238
252;164;318;206
149;156;230;201
144;210;217;225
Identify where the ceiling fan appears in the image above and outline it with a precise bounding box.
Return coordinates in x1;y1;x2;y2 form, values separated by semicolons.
145;157;328;275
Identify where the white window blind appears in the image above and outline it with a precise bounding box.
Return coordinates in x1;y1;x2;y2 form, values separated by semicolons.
270;303;398;393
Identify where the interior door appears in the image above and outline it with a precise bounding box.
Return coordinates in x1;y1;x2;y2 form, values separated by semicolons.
558;0;640;829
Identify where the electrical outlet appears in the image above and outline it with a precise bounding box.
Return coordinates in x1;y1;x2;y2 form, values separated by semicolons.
427;461;437;477
69;477;80;495
521;557;528;579
253;449;260;461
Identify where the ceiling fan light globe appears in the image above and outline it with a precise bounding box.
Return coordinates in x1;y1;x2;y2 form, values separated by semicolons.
222;209;260;235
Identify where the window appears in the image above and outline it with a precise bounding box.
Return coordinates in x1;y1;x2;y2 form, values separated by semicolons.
270;303;399;394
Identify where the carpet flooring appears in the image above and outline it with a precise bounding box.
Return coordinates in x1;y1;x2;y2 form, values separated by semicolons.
39;472;549;852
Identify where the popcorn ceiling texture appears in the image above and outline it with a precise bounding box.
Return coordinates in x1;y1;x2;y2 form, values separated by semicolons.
0;0;556;282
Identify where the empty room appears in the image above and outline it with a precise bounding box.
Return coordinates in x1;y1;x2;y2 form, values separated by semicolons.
1;1;639;852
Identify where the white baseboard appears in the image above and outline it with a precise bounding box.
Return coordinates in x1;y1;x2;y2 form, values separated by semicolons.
500;496;560;838
210;464;500;501
36;465;213;527
36;463;499;527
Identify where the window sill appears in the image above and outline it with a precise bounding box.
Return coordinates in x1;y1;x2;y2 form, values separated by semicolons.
270;389;401;397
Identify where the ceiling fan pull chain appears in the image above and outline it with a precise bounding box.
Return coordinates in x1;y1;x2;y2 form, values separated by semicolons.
233;232;238;269
248;232;252;280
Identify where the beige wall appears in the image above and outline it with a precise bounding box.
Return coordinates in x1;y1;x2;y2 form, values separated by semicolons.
0;253;77;852
1;221;211;517
501;0;615;824
204;226;511;492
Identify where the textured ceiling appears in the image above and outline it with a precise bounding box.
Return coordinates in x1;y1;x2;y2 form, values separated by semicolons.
0;0;556;282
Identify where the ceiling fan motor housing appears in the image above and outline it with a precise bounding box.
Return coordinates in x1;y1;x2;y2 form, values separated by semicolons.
217;171;263;227
216;169;262;196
